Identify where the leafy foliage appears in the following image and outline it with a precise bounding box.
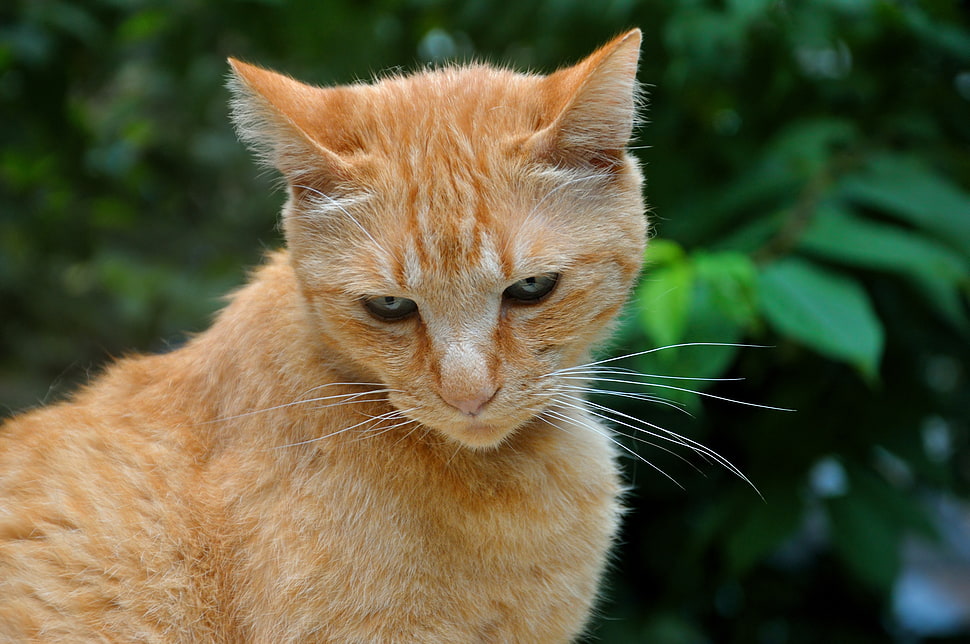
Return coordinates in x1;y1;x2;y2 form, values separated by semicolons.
2;1;969;641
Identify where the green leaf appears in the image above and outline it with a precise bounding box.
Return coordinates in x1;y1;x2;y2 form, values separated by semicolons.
799;205;969;327
840;154;970;257
758;258;884;377
644;238;687;267
674;279;744;381
912;276;969;331
801;205;969;281
639;249;758;351
633;278;744;408
635;250;756;392
694;251;759;329
638;259;694;348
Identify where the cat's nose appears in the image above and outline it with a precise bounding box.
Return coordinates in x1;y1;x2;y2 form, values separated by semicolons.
441;384;499;417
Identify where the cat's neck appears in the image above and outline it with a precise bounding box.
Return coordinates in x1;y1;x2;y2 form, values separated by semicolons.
77;252;336;445
183;251;363;443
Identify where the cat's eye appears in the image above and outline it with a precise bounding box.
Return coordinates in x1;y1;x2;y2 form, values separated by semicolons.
364;295;418;321
503;273;560;303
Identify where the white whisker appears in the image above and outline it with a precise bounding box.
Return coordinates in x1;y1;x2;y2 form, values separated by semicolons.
556;375;794;412
546;399;706;474
274;411;390;449
551;393;762;497
352;406;411;422
351;415;419;442
446;440;465;466
354;407;418;440
204;387;399;425
299;381;391;395
554;342;774;372
302;399;388;415
555;394;727;472
549;396;706;463
539;408;684;489
552;383;692;416
553;367;744;383
387;417;427;448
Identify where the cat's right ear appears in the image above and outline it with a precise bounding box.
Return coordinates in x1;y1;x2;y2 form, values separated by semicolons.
227;58;356;192
526;29;642;171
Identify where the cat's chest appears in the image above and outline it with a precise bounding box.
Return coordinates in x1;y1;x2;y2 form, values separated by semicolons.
220;422;621;641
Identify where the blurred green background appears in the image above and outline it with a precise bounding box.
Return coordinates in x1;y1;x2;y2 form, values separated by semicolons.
2;1;969;642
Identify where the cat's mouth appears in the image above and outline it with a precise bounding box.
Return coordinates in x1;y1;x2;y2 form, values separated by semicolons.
386;386;540;449
450;418;512;448
406;405;520;449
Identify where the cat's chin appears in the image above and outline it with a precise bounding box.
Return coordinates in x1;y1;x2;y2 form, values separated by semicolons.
387;394;524;449
440;419;517;450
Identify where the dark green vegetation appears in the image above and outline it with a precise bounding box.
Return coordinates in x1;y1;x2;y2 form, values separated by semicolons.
2;2;968;642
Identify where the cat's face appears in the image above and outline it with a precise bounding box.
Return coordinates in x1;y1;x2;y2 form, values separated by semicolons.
230;31;645;448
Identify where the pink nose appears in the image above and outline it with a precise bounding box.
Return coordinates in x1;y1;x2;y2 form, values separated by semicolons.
441;385;499;416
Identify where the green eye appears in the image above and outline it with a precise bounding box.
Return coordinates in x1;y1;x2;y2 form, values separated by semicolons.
503;273;560;302
364;295;418;320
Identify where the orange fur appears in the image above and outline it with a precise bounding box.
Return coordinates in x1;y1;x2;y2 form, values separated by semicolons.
1;30;646;641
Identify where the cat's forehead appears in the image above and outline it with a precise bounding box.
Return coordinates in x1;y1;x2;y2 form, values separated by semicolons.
384;190;562;295
340;78;561;293
330;175;569;300
355;66;544;149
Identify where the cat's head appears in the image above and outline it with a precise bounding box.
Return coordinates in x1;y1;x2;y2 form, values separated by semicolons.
228;30;646;449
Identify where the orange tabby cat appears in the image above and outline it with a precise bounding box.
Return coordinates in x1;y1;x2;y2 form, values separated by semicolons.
0;30;645;642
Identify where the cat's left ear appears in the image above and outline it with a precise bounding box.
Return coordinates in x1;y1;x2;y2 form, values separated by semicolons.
528;29;642;170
